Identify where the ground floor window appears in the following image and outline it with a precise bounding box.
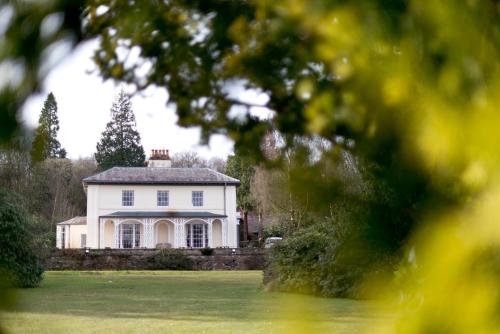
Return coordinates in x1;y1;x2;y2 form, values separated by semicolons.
61;227;65;249
120;223;142;248
186;223;208;248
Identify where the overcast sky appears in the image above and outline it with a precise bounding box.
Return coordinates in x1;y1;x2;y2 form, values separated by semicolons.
21;40;240;160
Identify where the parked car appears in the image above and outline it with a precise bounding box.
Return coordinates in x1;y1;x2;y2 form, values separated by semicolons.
264;237;283;248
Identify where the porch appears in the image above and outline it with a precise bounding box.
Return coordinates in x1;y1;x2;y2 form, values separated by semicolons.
98;211;228;249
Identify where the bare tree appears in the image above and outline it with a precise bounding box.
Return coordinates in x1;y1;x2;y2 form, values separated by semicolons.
207;157;226;173
171;151;208;168
69;158;98;214
0;148;32;196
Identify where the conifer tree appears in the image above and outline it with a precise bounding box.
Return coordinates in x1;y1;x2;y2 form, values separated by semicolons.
95;90;145;170
31;93;66;161
226;154;255;241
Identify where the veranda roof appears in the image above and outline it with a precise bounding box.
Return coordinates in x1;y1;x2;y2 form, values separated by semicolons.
83;167;240;186
100;211;227;218
57;216;87;225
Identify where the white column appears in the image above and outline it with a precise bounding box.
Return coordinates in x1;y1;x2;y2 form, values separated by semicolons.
222;218;228;246
115;220;120;248
174;219;179;248
175;218;186;248
208;218;213;248
152;220;157;246
144;218;154;248
142;218;147;248
99;218;104;249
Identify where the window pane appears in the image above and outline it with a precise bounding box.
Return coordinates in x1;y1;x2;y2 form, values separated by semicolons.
186;223;207;248
157;191;169;206
192;191;203;206
122;190;134;206
61;228;65;249
122;224;133;248
204;225;208;247
192;224;203;248
134;224;141;247
186;225;191;247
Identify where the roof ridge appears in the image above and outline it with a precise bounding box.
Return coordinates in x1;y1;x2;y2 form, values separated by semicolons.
208;168;239;182
83;166;241;184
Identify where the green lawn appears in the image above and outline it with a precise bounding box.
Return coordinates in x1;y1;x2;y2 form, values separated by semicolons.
1;271;392;334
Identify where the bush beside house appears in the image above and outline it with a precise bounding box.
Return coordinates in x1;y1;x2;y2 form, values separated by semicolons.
264;221;395;298
0;188;44;288
147;249;194;270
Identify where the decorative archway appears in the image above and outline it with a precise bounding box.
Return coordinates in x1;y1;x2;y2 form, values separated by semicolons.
153;219;175;248
185;218;209;248
118;220;144;248
212;219;222;248
103;220;115;248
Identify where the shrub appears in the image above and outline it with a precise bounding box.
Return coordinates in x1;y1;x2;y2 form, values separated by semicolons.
0;188;44;288
147;249;194;270
263;224;285;239
200;247;214;256
264;220;394;298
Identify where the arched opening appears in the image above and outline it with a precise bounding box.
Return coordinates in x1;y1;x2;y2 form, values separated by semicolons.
186;219;208;248
154;220;175;248
212;219;222;248
104;220;115;248
119;220;143;248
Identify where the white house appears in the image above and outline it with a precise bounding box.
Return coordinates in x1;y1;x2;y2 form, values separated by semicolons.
56;150;240;249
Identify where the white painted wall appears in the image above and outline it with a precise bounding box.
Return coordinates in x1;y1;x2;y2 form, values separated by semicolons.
70;225;87;248
56;225;87;249
86;184;239;248
97;185;226;212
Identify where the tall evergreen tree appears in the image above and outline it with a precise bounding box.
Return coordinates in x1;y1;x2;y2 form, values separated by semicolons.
95;90;145;170
31;93;66;161
226;154;255;241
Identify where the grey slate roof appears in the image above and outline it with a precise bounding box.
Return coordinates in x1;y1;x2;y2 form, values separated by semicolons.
58;216;87;225
83;167;240;185
100;211;227;218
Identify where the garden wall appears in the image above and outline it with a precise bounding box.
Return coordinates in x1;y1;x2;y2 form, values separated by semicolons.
44;248;266;270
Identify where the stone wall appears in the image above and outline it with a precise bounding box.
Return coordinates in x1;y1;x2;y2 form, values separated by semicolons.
44;248;266;271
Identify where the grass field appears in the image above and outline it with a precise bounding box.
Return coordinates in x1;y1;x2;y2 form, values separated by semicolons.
1;271;392;334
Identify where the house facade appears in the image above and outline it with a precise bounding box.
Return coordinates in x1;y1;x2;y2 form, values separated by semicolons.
56;150;240;249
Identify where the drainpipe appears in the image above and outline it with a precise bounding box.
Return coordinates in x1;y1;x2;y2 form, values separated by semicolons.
223;182;227;248
223;182;227;215
98;218;100;249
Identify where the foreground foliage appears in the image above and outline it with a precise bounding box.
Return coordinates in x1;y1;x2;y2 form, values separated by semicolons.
2;1;500;332
0;188;44;288
265;222;365;298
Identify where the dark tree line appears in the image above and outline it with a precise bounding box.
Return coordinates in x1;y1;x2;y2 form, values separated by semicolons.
0;94;97;248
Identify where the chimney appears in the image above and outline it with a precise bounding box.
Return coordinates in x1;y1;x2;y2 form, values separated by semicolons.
148;148;172;167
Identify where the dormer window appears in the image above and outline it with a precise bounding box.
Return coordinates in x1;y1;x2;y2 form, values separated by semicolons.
122;190;134;206
157;190;169;206
192;191;203;207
